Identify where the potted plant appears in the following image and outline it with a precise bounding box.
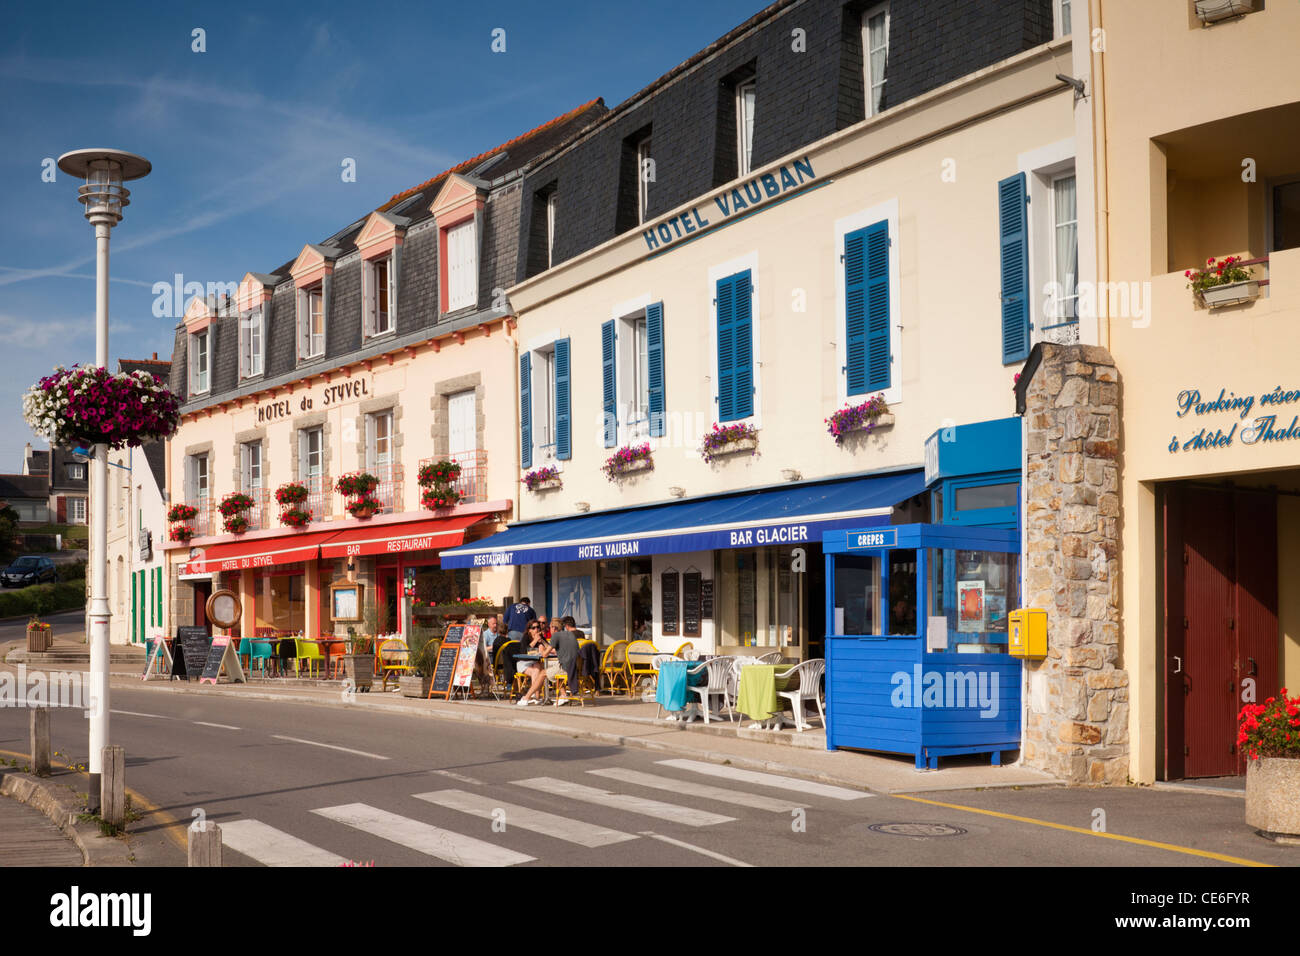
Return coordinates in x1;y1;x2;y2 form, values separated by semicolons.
341;627;374;692
1240;689;1300;841
417;460;462;487
22;364;180;451
26;613;51;653
219;492;255;534
169;525;196;543
420;486;461;510
336;472;380;497
167;503;198;523
1186;256;1259;309
700;422;759;463
399;625;442;697
602;442;653;480
826;394;892;445
523;465;562;492
347;496;382;519
280;507;312;529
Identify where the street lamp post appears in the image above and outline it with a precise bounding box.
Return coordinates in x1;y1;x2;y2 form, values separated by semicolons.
56;149;151;811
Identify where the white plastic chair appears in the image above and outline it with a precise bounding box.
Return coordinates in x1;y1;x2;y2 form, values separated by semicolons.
757;651;783;664
775;659;827;732
688;657;736;724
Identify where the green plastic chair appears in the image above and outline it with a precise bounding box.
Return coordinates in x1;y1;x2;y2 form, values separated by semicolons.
239;636;274;676
295;635;324;678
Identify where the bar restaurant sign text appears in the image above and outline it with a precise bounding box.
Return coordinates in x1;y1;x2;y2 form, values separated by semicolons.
641;157;817;254
1170;385;1300;453
255;374;372;424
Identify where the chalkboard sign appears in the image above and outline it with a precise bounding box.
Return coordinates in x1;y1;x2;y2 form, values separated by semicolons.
427;625;463;700
175;626;211;681
700;580;714;619
682;572;702;637
661;571;679;636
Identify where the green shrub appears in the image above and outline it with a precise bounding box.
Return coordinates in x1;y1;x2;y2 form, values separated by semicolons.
57;559;87;582
0;579;86;620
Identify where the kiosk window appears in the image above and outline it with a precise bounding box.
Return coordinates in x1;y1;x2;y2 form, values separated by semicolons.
833;554;879;636
887;550;917;635
954;482;1018;511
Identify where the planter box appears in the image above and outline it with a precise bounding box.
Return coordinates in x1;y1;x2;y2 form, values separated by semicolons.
840;413;895;441
398;674;433;698
26;626;50;653
342;654;374;691
1246;757;1300;838
528;478;563;492
1202;279;1260;309
706;437;758;460
611;457;653;478
1194;0;1254;24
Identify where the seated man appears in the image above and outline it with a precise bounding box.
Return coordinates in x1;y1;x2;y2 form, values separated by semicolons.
515;622;550;705
550;616;583;704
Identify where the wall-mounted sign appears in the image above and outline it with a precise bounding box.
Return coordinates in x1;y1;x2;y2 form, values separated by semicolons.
641;157;817;255
847;528;899;550
255;374;373;424
1170;386;1300;453
661;571;679;637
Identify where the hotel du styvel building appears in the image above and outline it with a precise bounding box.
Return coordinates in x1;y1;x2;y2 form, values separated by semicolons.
163;102;606;646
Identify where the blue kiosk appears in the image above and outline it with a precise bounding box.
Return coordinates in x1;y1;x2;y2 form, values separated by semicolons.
822;418;1024;769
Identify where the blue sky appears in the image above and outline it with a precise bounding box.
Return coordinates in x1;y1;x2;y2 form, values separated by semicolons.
0;0;761;469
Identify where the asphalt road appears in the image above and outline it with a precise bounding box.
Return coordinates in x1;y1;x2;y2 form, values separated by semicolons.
0;681;1290;870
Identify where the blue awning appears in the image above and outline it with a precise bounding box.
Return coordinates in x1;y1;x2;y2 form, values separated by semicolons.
441;468;925;568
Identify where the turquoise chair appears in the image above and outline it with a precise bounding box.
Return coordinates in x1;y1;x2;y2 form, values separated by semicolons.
240;636;274;676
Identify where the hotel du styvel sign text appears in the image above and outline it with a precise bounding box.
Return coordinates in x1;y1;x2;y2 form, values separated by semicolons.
255;374;372;424
1170;385;1300;452
641;157;817;254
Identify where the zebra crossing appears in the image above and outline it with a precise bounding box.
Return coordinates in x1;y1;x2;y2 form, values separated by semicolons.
218;759;869;867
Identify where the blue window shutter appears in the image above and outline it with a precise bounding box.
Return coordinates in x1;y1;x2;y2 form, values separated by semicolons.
999;172;1030;363
733;271;754;419
601;320;616;447
646;302;665;437
864;221;891;392
844;228;868;394
715;275;737;421
519;352;532;469
555;338;571;460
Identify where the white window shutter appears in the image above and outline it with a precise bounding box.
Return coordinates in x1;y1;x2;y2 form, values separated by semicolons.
362;260;375;337
297;289;307;359
365;414;376;470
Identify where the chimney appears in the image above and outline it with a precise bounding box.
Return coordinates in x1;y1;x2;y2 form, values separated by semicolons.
152;352;158;360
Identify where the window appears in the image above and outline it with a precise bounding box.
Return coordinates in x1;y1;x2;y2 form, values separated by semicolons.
187;454;209;503
1271;178;1300;253
636;133;653;225
602;302;665;446
240;441;263;492
862;3;889;117
844;220;891;395
298;287;324;359
68;497;87;524
67;463;85;480
190;330;210;394
1055;0;1072;37
240;308;264;378
520;340;571;469
366;410;394;479
715;271;754;422
364;256;394;337
546;193;558;268
735;79;756;177
1049;173;1079;324
998;172;1030;363
445;220;478;312
298;428;324;486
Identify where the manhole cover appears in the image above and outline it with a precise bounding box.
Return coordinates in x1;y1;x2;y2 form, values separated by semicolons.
867;822;967;837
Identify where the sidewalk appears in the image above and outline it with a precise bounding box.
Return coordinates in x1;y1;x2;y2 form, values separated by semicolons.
0;791;83;866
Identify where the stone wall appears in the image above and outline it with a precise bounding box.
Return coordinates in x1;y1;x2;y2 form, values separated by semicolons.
1021;344;1128;784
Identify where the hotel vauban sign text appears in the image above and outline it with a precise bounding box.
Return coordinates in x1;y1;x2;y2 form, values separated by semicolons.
255;374;372;424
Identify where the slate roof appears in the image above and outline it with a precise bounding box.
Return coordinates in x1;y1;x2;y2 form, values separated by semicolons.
0;474;49;501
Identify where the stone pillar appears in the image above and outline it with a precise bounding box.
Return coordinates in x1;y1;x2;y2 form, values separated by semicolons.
1021;344;1128;784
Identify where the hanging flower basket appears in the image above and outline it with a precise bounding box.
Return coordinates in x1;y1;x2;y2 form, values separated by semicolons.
418;460;462;487
23;365;179;450
275;481;309;506
280;508;312;529
700;422;759;464
826;395;892;445
167;503;198;523
523;466;561;492
347;496;382;519
169;525;196;543
336;472;380;496
421;487;461;510
602;443;653;481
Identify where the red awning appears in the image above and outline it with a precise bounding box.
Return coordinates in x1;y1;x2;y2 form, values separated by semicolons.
319;514;483;560
185;529;337;574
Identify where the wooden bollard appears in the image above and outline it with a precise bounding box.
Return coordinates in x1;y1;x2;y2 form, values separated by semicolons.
188;820;223;866
30;706;51;776
101;745;125;827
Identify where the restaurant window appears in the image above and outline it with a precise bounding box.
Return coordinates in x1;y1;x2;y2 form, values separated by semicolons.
404;564;470;638
598;559;626;644
629;558;653;640
715;546;807;652
255;570;306;633
555;562;594;631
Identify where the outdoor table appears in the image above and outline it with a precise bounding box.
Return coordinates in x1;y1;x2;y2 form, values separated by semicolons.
735;664;799;727
656;659;707;720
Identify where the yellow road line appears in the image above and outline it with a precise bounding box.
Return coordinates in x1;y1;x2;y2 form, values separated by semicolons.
890;791;1273;867
1;748;189;853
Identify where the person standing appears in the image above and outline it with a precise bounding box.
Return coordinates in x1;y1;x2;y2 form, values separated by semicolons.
502;597;536;653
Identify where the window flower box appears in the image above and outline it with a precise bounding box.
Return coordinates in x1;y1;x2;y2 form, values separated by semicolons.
523;466;561;492
1202;280;1260;309
1186;256;1260;309
418;460;462;487
167;503;198;523
1194;0;1254;25
700;422;758;464
275;481;309;506
219;492;255;533
336;472;380;497
169;525;196;543
280;508;312;529
421;487;461;510
347;497;382;519
602;443;653;481
826;395;892;445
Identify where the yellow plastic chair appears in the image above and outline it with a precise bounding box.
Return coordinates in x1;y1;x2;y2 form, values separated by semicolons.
600;640;630;696
626;640;659;697
674;642;695;659
295;635;324;678
377;638;412;692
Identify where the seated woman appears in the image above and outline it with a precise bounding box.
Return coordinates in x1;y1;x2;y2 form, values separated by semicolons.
515;622;552;705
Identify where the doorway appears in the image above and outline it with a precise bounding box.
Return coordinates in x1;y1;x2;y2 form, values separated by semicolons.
1163;483;1279;779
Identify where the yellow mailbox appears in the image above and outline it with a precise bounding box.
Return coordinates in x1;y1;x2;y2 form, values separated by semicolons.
1008;608;1046;659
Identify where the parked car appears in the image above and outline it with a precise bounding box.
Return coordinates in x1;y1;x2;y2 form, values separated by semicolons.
2;555;58;588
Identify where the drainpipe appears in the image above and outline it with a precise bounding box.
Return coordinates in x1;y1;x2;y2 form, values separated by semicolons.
511;313;522;605
1090;0;1111;351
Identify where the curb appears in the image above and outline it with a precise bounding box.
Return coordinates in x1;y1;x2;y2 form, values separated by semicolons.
124;678;1060;796
0;770;133;867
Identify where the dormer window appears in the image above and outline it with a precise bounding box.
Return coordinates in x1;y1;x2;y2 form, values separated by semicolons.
240;307;265;378
190;329;210;394
863;3;890;117
363;255;395;337
446;220;478;312
288;243;338;364
298;286;324;359
430;174;485;316
735;79;756;177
